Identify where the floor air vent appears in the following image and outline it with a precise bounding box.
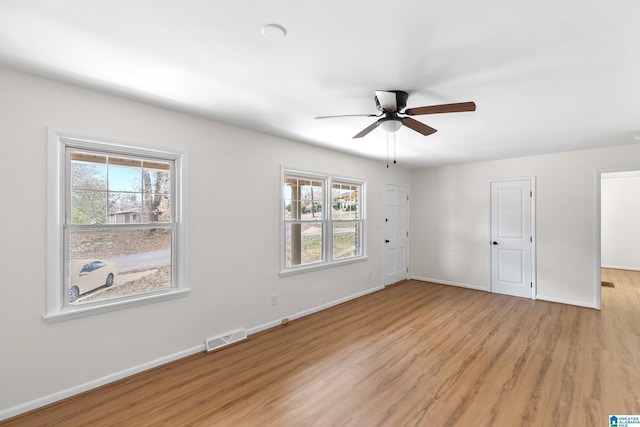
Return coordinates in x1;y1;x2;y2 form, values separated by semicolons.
205;329;247;352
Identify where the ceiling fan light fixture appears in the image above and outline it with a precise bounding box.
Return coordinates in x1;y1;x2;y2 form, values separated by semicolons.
379;119;403;133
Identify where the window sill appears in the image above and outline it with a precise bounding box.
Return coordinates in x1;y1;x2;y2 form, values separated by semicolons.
279;256;368;277
43;288;190;323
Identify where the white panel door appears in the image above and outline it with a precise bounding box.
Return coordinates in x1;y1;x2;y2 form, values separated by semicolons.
384;184;408;286
490;179;533;298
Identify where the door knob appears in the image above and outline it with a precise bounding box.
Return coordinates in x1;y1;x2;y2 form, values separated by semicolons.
492;241;498;245
385;239;390;243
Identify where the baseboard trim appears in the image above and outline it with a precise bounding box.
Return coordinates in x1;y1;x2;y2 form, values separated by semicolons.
409;275;489;292
1;284;386;422
247;284;385;335
535;294;597;309
0;344;205;422
411;277;597;309
601;264;640;272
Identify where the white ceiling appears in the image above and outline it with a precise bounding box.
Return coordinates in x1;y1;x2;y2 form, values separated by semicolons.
1;0;640;168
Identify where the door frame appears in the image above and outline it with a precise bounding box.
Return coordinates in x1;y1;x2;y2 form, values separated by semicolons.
489;176;537;299
595;166;640;310
383;182;409;286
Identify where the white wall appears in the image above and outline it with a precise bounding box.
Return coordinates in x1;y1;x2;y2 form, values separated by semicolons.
601;173;640;270
0;67;410;417
410;145;640;307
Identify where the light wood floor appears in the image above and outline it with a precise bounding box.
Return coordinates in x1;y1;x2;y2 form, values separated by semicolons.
4;269;640;426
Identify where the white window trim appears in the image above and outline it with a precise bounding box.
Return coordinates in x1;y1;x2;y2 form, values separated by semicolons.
45;128;189;323
280;167;367;277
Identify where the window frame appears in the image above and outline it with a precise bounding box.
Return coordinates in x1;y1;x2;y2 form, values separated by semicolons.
280;168;366;276
330;178;365;262
46;128;189;322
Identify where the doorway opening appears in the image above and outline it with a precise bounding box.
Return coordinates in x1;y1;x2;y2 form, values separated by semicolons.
597;169;640;310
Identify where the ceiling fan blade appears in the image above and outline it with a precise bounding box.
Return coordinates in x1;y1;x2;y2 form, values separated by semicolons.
405;101;476;116
402;117;438;136
352;122;379;138
315;113;378;119
375;90;398;112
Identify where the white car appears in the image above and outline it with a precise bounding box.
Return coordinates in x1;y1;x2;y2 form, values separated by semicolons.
69;260;117;303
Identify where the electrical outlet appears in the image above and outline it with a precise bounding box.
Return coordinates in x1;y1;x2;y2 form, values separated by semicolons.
368;271;372;280
271;295;278;306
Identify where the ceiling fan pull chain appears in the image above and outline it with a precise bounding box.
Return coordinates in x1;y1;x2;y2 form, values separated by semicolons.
386;132;389;168
393;131;397;164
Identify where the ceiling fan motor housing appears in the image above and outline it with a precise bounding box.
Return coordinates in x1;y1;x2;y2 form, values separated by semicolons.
375;90;408;112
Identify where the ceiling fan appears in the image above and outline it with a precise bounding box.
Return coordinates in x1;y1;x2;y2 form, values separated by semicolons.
316;90;476;138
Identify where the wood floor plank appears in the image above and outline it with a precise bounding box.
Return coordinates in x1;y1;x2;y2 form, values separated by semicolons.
3;271;640;426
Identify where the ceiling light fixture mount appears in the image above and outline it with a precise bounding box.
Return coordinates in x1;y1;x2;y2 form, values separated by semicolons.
261;24;287;41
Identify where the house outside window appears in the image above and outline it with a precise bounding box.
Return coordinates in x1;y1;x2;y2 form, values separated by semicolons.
46;129;189;322
282;169;365;274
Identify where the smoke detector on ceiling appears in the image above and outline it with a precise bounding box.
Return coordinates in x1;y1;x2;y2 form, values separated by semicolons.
261;24;287;41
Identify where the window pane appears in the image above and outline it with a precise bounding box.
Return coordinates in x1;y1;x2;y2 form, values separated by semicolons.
284;177;300;220
332;182;360;220
285;222;324;267
70;152;174;225
333;221;360;260
285;175;324;220
71;190;107;225
108;161;142;192
305;180;323;219
143;168;170;195
68;227;172;304
102;164;173;224
70;157;107;191
143;193;171;223
70;154;108;225
108;192;142;223
143;168;171;223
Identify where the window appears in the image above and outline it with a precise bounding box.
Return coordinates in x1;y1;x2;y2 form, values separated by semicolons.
282;169;365;274
46;129;188;321
331;181;363;261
